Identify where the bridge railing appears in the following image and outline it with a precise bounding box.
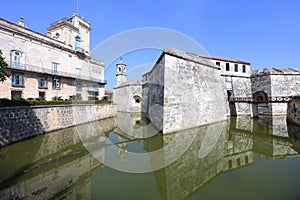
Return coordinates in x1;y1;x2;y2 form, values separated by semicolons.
229;96;292;103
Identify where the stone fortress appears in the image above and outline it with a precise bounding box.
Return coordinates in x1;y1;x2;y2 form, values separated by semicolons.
0;12;299;134
0;13;106;101
113;48;300;134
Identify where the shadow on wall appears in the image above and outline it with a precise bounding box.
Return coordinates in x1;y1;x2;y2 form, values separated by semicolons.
0;107;45;146
229;103;237;116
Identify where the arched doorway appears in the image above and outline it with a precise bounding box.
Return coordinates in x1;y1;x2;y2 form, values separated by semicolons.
253;91;268;103
253;91;269;115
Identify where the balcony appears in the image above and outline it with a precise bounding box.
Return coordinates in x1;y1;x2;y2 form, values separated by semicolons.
8;60;105;84
75;47;86;56
97;79;107;85
88;87;99;92
10;62;25;70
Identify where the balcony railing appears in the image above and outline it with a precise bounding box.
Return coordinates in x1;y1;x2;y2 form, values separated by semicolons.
75;47;85;55
9;61;105;83
10;62;25;69
97;79;107;85
88;87;99;92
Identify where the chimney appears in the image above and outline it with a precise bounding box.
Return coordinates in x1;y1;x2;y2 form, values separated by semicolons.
18;17;26;28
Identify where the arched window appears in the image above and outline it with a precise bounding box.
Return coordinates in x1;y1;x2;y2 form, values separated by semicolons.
10;50;24;69
133;95;141;104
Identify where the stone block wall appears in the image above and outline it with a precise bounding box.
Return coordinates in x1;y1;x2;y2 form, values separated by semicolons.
141;82;149;113
225;76;253;116
270;74;300;115
251;70;300;115
287;97;300;126
0;104;115;146
142;58;165;131
113;81;143;113
162;50;227;133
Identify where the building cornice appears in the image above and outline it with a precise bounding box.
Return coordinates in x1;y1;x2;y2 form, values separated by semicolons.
0;17;75;54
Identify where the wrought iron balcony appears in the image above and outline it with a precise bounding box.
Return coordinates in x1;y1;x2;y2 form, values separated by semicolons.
10;62;25;69
97;79;107;85
75;47;85;55
88;87;99;92
8;60;106;84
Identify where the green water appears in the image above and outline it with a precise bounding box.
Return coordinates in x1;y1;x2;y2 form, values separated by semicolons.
0;114;300;200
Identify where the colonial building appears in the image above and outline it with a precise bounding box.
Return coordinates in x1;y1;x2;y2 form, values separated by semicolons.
0;13;106;101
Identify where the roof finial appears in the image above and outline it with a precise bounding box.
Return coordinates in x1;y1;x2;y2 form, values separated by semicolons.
18;16;26;28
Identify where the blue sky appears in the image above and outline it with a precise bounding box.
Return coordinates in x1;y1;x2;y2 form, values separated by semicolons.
1;0;300;89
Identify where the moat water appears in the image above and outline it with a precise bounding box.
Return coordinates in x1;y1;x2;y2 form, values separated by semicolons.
1;113;300;200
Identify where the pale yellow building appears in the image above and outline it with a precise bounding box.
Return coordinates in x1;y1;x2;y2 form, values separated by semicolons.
0;13;106;100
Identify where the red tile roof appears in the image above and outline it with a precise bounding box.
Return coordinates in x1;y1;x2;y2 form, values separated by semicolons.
105;90;113;94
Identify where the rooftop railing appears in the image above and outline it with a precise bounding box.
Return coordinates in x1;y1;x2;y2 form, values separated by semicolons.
50;17;69;27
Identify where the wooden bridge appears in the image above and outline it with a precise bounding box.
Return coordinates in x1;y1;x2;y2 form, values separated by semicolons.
229;96;292;103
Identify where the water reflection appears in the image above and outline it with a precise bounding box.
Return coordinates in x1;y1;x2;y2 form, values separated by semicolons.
0;114;300;200
0;118;115;200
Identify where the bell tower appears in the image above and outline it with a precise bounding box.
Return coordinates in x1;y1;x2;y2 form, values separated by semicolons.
116;58;127;86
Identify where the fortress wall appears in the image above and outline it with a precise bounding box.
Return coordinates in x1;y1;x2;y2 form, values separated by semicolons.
287;97;300;126
0;104;115;146
113;82;142;113
162;49;227;134
270;74;300;115
143;57;165;132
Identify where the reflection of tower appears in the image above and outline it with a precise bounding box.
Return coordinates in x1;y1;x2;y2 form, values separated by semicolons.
117;135;128;160
116;58;127;86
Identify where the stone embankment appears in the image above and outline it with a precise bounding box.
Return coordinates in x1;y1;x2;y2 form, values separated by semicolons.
0;104;115;146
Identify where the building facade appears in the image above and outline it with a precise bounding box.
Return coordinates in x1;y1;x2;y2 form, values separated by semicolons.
251;68;300;115
200;55;253;116
0;13;105;101
113;49;300;134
